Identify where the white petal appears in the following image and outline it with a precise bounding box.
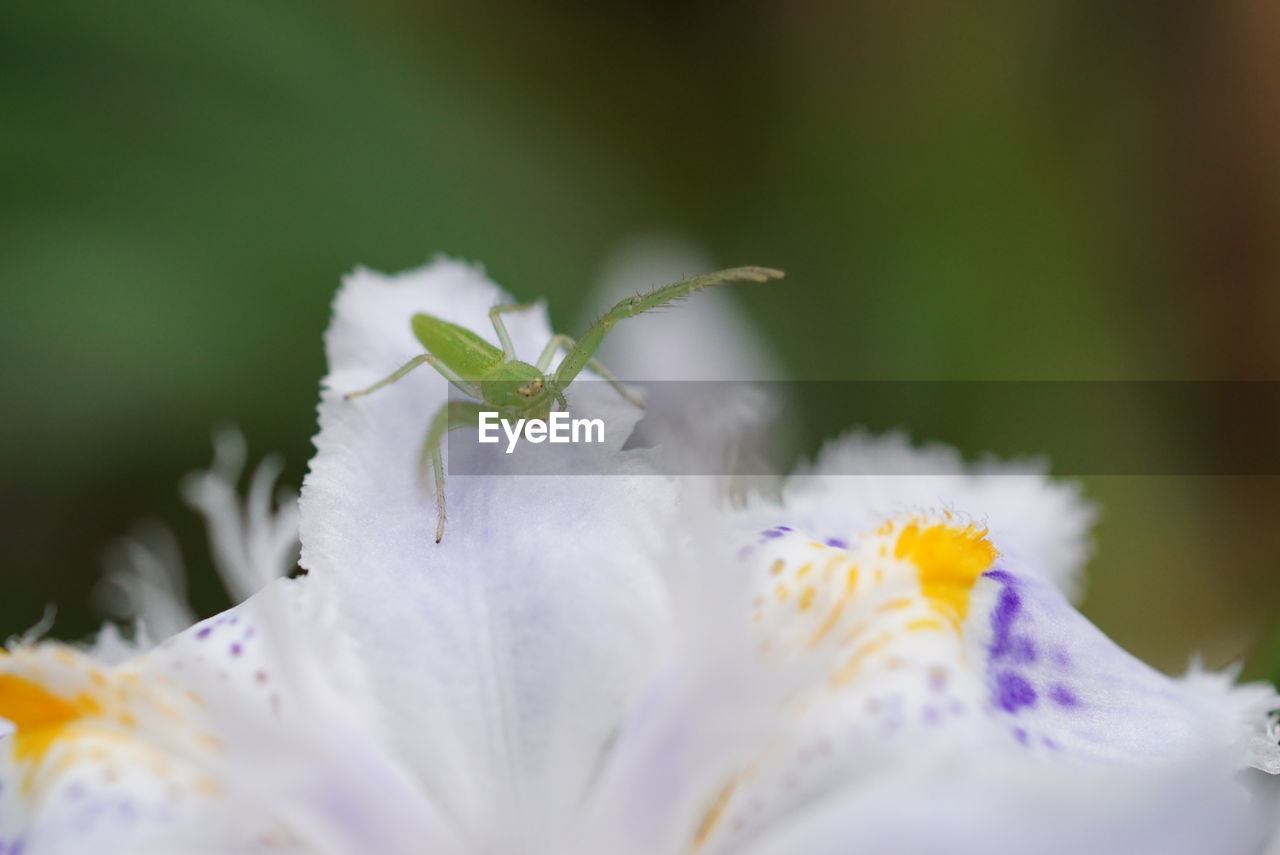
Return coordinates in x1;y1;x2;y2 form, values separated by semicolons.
568;507;787;855
742;430;1095;600
737;753;1270;855
0;581;460;855
179;428;300;603
630;513;1269;854
99;521;195;645
300;259;681;849
1180;662;1280;774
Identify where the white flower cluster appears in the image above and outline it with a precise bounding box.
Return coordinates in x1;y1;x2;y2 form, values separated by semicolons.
1;259;1277;855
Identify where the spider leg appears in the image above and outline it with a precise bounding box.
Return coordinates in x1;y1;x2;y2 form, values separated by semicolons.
419;400;488;543
346;353;481;400
536;333;643;409
489;303;539;361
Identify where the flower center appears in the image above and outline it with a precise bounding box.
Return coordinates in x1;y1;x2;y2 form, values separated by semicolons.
693;516;1001;851
750;516;998;681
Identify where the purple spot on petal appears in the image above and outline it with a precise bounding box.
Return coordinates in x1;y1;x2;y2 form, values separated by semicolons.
1042;737;1059;750
229;644;242;657
762;530;784;540
923;706;940;725
825;537;848;549
776;526;792;532
1012;727;1029;745
196;626;212;640
988;584;1023;661
994;671;1037;713
1049;684;1080;708
983;569;1016;583
1009;636;1037;665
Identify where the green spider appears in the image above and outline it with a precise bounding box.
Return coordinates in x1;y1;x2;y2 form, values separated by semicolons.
344;265;785;542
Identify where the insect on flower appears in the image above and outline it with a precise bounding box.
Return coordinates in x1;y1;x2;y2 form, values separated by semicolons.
344;265;785;542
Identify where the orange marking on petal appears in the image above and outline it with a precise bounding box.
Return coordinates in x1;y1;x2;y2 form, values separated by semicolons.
798;586;816;611
0;675;102;765
195;732;225;753
841;622;869;644
907;618;945;632
809;593;852;648
692;780;738;850
831;632;894;686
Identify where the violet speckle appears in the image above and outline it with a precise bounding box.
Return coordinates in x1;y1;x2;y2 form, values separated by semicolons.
995;671;1037;713
988;583;1023;662
1049;684;1080;708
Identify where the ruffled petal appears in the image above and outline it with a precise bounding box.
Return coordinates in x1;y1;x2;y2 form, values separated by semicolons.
299;259;680;849
0;581;460;855
741;430;1095;600
612;509;1274;854
736;752;1269;855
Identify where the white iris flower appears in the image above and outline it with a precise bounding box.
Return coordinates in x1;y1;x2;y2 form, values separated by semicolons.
1;259;1277;855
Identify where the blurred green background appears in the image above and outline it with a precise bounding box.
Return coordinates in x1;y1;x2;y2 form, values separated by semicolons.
1;0;1277;681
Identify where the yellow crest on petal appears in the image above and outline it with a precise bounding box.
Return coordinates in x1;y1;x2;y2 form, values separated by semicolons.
893;519;998;627
0;673;102;763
